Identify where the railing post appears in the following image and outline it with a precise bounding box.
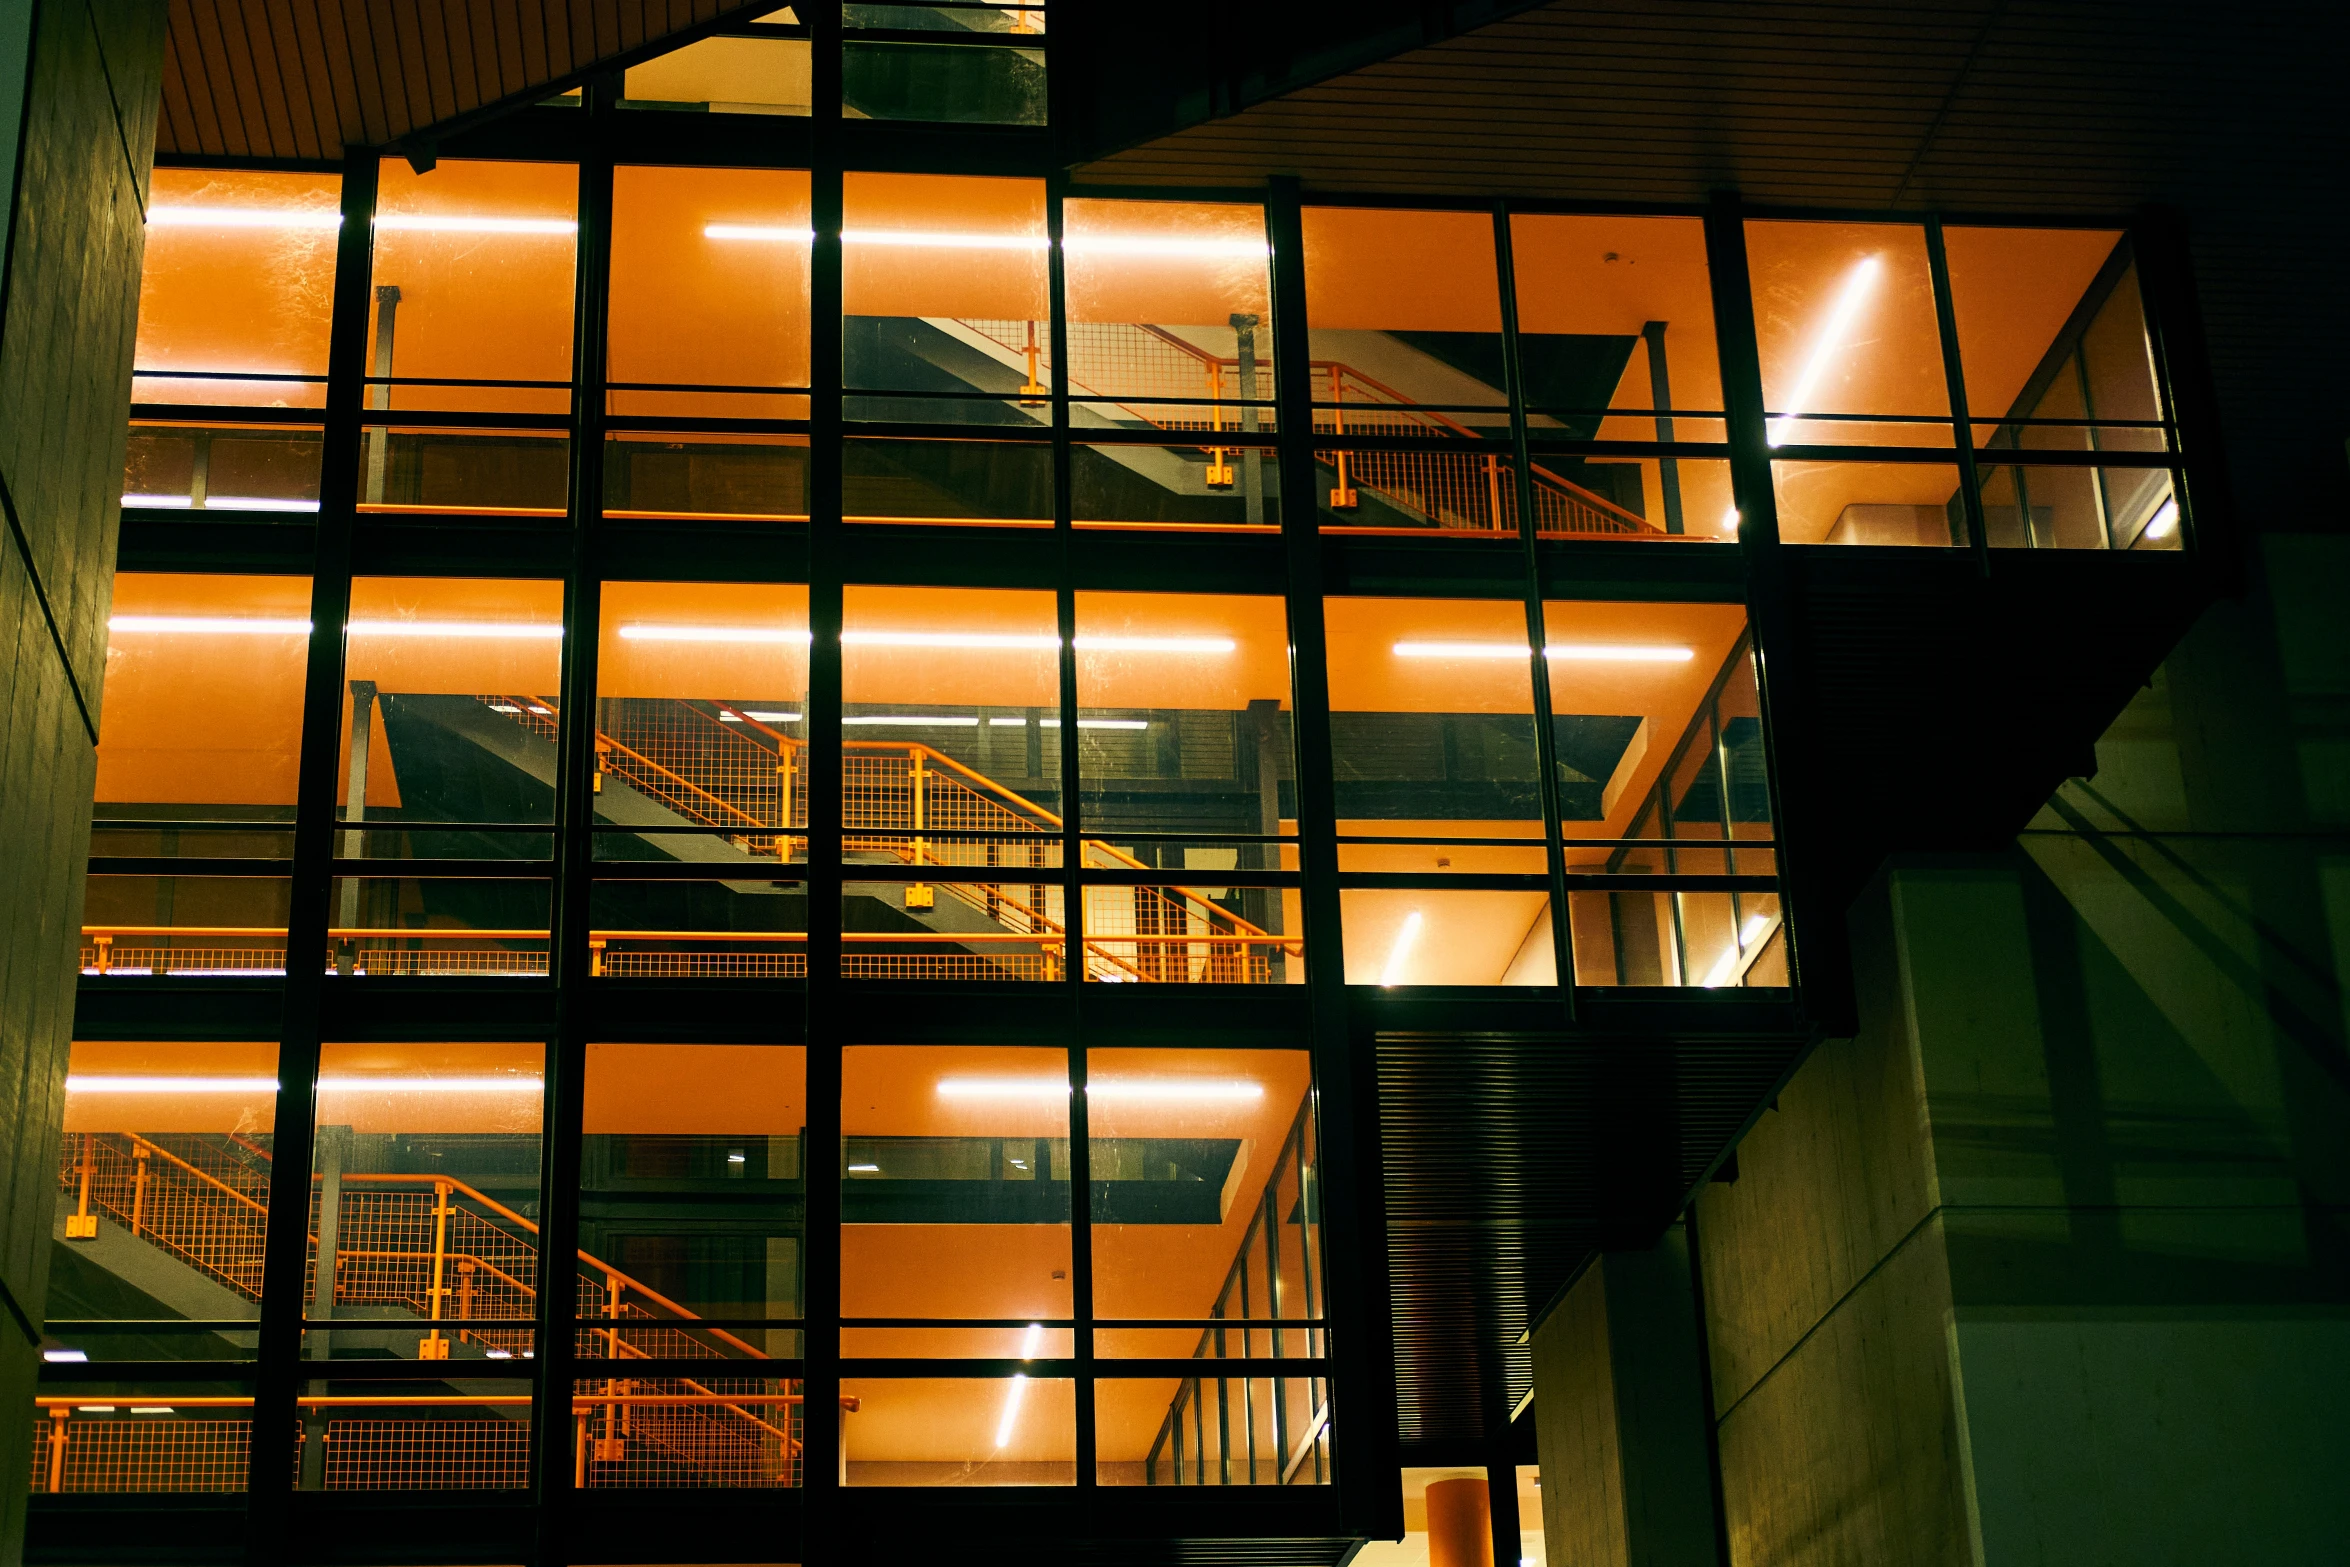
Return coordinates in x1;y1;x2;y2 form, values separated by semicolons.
131;1143;149;1235
65;1135;96;1239
420;1178;451;1360
47;1408;68;1492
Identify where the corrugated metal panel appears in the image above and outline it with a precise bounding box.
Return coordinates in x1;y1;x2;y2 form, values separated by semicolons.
155;0;752;160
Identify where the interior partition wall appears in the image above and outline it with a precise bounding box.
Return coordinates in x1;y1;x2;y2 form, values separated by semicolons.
46;45;2206;1563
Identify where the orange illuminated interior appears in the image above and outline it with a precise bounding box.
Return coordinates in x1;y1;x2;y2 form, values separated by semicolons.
63;1040;280;1134
843;172;1047;326
135;169;339;407
599;581;809;700
1302;207;1501;336
97;573;311;808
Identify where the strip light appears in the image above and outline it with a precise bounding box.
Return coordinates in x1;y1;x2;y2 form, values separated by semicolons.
843;715;979;727
375;215;576;235
1392;641;1694;663
1381;910;1424;987
123;494;322;512
107;617;561;639
2143;497;2179;540
936;1078;1264;1103
987;717;1150;730
618;626;1235;655
706;225;1265;259
1700;913;1778;989
1766;256;1882;447
66;1075;542;1093
148;206;341;229
108;615;311;636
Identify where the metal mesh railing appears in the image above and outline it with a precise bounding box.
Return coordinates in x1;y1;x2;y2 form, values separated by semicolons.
58;1133;271;1298
575;1382;803;1488
30;1412;251;1494
323;1414;531;1489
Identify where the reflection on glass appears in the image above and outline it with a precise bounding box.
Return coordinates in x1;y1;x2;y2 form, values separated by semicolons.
1509;213;1722;436
844;437;1052;525
609;166;811;417
49;1042;276;1359
368;159;578;414
135;169;339;407
605;432;809;521
580;1045;806;1359
354;428;571;516
1109;1375;1330;1487
30;1382;260;1493
1341;889;1555;986
842;173;1049;417
842;35;1046;126
81;877;295;974
124;423;324;513
1772;461;1964;546
1975;463;2178;552
839;1378;1073;1485
1745;221;1950;448
304;1043;543;1369
1073;442;1281;531
1301;207;1506;422
1943;228;2166;453
573;1376;805;1488
620;35;813;114
840;1046;1072;1337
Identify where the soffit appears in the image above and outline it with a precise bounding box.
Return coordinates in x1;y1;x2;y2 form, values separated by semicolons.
157;0;760;161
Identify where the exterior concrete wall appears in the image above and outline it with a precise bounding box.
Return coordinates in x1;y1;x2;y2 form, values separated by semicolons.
1697;532;2350;1567
0;0;164;1557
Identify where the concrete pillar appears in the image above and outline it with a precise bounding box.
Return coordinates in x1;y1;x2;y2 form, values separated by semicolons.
1426;1475;1493;1567
1696;545;2350;1565
1530;1228;1718;1567
0;0;168;1558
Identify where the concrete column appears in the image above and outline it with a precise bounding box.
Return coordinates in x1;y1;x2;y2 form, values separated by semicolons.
1530;1228;1718;1567
1696;542;2350;1565
1426;1475;1493;1567
0;0;168;1557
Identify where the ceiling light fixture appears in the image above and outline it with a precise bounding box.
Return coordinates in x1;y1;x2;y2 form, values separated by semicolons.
842;715;979;727
108;615;312;636
63;1075;542;1093
617;626;1233;654
935;1078;1263;1103
1381;910;1424;987
2143;497;2179;540
374;214;577;235
994;1371;1029;1448
1391;641;1694;662
347;620;563;639
703;224;1265;260
1766;255;1882;447
147;206;341;229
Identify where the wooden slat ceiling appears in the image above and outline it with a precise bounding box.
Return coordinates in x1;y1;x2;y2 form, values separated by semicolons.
157;0;760;160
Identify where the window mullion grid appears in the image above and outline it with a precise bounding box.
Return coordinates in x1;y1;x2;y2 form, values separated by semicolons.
247;148;381;1538
1924;217;1991;570
1046;172;1097;1490
1492;202;1579;1017
1702;192;1846;1025
803;0;847;1532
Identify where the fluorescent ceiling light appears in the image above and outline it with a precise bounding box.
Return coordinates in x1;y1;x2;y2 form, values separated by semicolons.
126;495;325;513
744;710;800;722
148;206;340;229
988;717;1151;730
2144;497;2179;539
1720;506;1741;534
935;1077;1263;1102
1019;1322;1044;1358
1074;636;1236;654
1766;255;1881;448
65;1075;542;1093
348;620;562;639
1381;910;1423;987
109;615;312;636
994;1373;1028;1448
130;1407;175;1416
43;1349;88;1363
1739;913;1773;946
617;626;1232;654
375;215;577;235
316;1076;543;1092
848;630;1055;651
65;1076;281;1094
620;624;808;644
847;1162;880;1173
843;715;979;727
1392;641;1693;662
703;224;1264;259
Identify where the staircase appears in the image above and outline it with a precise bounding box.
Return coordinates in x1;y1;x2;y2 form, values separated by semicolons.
44;1131;807;1492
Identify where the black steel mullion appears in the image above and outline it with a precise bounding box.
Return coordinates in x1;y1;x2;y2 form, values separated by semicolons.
530;126;612;1564
1924;218;1990;570
1702;193;1851;1030
802;5;846;1545
1493;204;1580;1015
246;150;378;1558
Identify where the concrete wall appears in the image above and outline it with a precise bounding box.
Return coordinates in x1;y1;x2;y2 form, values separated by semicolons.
0;0;165;1556
1695;531;2350;1566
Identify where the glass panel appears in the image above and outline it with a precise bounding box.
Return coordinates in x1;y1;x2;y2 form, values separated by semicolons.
1088;1048;1318;1342
1508;213;1722;437
604;431;809;521
842;42;1047;126
356;427;570;515
844;437;1052;526
1573;888;1785;990
1073;441;1280;531
1314;439;1511;539
1061;198;1272;437
840;1046;1073;1333
306;1043;544;1362
841;173;1049;415
1975;463;2179;551
609;166;811;417
124;423;323;514
98;574;308;829
326;878;552;976
620;35;812;114
1341;889;1556;986
1103;1375;1329;1486
1301;207;1507;430
1079;885;1300;985
136;169;339;408
845;3;1044;32
298;1384;536;1489
580;1045;805;1359
597;581;810;878
49;1042;275;1359
1771;460;1964;546
590;877;808;978
368;159;578;413
1540;602;1753;847
1745;220;1950;449
1943;228;2166;452
339;578;566;852
1323;598;1542;852
573;1376;805;1488
841;586;1063;884
843;889;1065;981
838;1377;1074;1485
30;1382;257;1493
80;877;294;974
